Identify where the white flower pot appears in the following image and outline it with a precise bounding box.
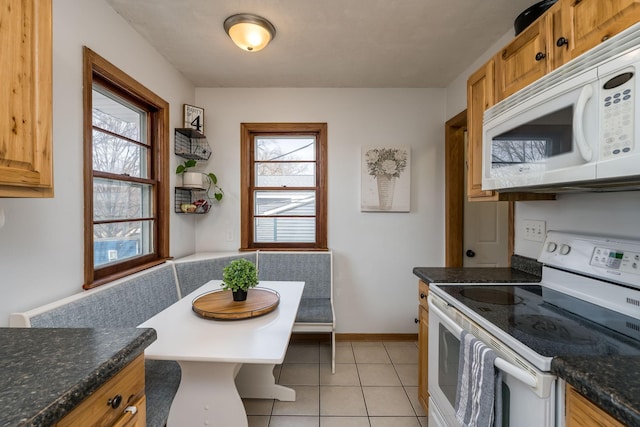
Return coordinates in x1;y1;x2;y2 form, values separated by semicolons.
182;172;203;188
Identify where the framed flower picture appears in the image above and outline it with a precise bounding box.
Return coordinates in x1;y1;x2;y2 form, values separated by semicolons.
183;104;205;134
361;146;410;212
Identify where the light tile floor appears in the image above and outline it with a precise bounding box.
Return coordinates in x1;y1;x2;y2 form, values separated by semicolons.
243;341;428;427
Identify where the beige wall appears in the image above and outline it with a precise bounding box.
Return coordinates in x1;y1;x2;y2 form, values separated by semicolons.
195;88;446;333
0;0;195;326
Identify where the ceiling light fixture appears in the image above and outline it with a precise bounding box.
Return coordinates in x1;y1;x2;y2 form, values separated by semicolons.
224;13;276;52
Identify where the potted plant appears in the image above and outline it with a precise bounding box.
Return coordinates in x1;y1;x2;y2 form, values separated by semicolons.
176;159;224;201
222;258;259;301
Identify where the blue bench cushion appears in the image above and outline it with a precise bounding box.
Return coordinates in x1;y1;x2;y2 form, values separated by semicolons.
174;253;256;297
295;298;333;323
145;360;181;427
29;264;179;328
258;252;332;299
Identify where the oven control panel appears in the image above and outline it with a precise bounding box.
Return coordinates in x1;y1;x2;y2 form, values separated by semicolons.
539;231;640;285
590;247;640;274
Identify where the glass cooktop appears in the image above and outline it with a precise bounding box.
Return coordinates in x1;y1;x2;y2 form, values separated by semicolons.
436;284;640;360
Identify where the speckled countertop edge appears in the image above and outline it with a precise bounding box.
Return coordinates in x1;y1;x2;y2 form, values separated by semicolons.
552;356;640;427
0;328;156;427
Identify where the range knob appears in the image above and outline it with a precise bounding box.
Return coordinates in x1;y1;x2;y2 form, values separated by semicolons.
546;242;558;252
559;244;571;255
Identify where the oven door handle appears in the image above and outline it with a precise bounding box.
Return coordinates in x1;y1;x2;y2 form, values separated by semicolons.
428;296;538;388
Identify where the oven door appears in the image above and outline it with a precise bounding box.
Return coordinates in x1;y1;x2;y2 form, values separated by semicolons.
428;295;557;427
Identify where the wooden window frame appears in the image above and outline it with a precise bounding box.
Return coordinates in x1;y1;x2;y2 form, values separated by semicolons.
240;123;328;251
83;47;170;289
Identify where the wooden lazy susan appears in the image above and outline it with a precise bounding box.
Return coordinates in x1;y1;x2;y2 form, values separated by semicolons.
192;288;280;320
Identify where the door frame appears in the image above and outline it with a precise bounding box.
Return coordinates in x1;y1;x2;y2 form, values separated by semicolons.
444;110;514;267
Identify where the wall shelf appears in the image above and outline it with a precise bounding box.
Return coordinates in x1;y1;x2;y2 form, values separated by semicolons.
175;187;211;214
175;128;212;160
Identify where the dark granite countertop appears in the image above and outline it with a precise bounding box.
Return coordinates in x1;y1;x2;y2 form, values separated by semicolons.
552;356;640;427
0;328;156;427
413;255;542;284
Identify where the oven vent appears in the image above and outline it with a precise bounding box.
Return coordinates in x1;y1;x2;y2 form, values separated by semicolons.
626;297;640;307
626;321;640;332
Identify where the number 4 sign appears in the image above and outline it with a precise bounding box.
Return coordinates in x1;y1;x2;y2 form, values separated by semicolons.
184;104;205;133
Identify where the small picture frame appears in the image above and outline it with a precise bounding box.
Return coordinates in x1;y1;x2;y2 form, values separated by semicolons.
183;104;205;134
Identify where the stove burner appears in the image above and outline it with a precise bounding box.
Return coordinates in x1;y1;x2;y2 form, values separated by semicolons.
460;288;524;305
512;314;599;345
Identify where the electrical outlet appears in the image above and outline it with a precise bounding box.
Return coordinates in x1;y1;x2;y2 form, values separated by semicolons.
523;219;546;242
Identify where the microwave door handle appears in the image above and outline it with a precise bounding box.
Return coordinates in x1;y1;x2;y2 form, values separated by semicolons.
428;296;538;389
573;84;594;162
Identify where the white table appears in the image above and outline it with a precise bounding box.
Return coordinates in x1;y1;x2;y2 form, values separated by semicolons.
139;280;304;427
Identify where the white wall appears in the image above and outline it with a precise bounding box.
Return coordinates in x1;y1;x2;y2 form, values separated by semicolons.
195;88;446;333
0;0;195;326
446;30;640;261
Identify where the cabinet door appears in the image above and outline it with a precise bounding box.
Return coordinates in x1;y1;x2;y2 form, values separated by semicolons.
0;0;53;197
418;303;429;413
565;385;625;427
466;60;497;200
495;19;549;101
564;0;640;59
548;1;571;71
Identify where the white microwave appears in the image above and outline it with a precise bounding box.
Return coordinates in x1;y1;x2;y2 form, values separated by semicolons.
482;23;640;192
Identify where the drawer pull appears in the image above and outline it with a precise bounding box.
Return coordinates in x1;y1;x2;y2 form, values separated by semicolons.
124;406;138;415
420;293;426;299
108;394;122;409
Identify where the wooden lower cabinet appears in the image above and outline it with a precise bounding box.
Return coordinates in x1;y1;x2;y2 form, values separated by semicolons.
417;280;429;413
56;355;146;427
565;384;625;427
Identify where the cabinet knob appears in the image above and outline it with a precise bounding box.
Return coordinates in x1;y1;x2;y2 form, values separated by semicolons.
535;52;546;61
602;35;610;42
107;394;122;409
420;293;426;299
466;249;476;258
414;318;419;324
556;37;569;47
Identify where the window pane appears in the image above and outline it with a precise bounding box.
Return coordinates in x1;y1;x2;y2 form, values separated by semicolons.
255;191;315;216
255;162;315;187
93;178;152;221
93;129;148;177
256;137;315;161
92;88;144;143
254;217;315;243
94;220;153;267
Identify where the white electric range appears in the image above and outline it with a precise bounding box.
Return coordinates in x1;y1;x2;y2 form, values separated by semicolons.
427;231;640;427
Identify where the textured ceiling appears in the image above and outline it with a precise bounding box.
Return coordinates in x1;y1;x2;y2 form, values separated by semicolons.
105;0;538;88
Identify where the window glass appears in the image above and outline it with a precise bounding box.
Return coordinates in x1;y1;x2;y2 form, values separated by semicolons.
241;124;327;249
84;47;169;289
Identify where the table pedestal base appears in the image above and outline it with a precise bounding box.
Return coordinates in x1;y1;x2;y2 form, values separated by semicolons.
236;363;296;401
167;361;295;427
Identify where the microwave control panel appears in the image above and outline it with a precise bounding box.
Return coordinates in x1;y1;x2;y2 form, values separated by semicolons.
600;71;635;159
590;247;640;275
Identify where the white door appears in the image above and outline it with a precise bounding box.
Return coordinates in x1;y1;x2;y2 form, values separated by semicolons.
463;131;509;267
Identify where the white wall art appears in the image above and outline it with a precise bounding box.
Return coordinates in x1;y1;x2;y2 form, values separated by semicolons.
361;147;410;212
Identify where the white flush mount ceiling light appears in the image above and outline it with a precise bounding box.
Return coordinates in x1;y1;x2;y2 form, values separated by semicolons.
224;13;276;52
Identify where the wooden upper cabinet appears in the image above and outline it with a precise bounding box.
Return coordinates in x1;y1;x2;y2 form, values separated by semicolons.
495;18;549;102
467;60;497;200
0;0;54;198
563;0;640;59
